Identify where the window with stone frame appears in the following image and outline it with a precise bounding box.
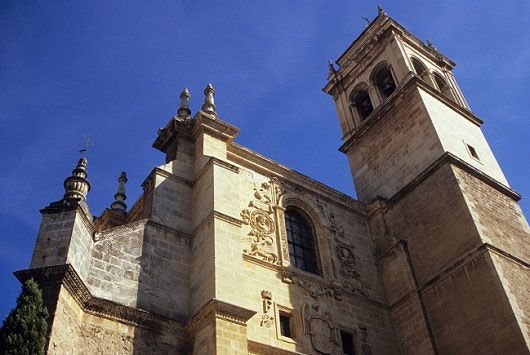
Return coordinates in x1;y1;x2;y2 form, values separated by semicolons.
285;208;319;275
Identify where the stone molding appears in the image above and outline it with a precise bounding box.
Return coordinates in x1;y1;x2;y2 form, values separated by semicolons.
384;241;528;310
152;116;194;153
191;209;243;238
93;218;191;245
247;340;299;355
192;111;240;142
195;156;240;185
213;210;243;227
228;144;367;215
15;265;185;334
140;167;194;190
188;299;256;333
339;75;482;155
387;152;521;206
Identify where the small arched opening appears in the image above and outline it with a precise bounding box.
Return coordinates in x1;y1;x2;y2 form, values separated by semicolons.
433;72;454;99
352;89;374;121
373;65;397;98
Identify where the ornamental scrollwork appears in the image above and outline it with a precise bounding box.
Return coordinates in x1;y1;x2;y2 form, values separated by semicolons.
292;276;334;299
335;243;369;297
241;178;283;265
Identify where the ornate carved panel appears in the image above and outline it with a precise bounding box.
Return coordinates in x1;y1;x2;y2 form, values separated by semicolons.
240;177;284;266
334;243;370;297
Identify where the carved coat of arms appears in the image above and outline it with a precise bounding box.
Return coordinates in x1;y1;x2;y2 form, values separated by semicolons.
301;303;339;354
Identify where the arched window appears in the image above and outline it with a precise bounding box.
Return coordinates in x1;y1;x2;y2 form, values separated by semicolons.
373;66;396;98
433;73;454;99
353;90;373;120
411;57;427;76
285;208;319;275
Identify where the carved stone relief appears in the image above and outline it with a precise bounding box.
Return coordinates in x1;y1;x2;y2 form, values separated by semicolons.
335;243;369;297
241;177;284;265
327;211;345;239
292;276;334;299
301;302;340;354
359;325;372;355
260;290;274;328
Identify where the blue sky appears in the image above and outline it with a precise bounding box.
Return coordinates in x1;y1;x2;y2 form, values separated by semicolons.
1;1;529;320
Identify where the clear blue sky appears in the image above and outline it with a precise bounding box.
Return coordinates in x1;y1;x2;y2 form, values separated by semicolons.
1;1;529;320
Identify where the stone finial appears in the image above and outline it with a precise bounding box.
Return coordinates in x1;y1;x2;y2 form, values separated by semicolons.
177;88;191;118
377;5;386;16
110;172;128;213
63;157;91;201
328;59;337;77
201;83;217;116
426;40;436;50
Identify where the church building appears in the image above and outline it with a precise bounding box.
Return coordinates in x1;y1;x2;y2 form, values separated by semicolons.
16;8;530;354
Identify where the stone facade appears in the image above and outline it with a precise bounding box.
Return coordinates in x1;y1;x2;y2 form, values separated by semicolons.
17;9;529;355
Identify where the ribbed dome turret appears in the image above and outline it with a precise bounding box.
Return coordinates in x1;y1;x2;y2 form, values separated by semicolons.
63;157;91;201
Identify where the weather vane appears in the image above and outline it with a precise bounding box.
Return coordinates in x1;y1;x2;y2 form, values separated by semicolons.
79;133;94;157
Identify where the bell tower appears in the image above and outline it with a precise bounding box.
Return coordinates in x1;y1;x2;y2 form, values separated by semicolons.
325;8;530;354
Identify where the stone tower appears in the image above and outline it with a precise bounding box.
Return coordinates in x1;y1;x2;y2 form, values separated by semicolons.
324;8;530;354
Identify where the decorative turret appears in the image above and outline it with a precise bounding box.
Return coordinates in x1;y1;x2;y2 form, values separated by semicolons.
110;172;127;213
201;83;217;116
177;88;191;119
63;157;90;201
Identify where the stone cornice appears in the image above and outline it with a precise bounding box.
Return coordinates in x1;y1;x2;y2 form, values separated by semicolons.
195;156;240;185
15;265;186;335
227;144;367;215
213;210;243;227
191;210;242;239
387;241;529;311
192;111;240;142
152;116;194;153
338;75;482;154
386;152;521;207
141;167;194;190
248;340;299;355
188;299;256;332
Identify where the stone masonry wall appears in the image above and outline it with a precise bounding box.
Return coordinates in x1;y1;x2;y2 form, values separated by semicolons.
454;165;530;262
422;251;528;355
346;86;444;203
383;163;480;285
87;220;191;320
31;211;77;270
47;286;185;354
